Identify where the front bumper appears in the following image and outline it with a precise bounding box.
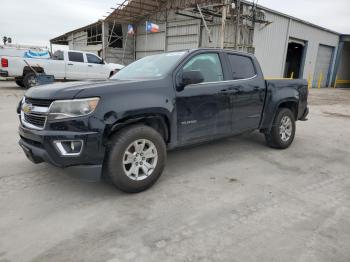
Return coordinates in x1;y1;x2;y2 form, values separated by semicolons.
0;69;9;77
18;124;105;168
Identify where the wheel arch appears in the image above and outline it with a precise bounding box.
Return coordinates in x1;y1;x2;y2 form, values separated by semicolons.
260;98;299;133
105;113;171;144
23;66;44;76
278;100;299;120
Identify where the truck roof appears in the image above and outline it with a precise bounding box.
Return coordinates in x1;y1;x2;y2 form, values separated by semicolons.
168;48;255;58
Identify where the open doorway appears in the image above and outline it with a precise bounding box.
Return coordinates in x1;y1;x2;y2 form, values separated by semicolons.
284;41;306;79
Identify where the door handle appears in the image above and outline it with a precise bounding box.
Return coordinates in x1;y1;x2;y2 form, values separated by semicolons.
88;65;93;67
67;63;73;66
220;88;240;95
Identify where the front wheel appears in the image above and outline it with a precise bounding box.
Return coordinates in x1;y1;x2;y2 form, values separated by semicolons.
265;108;296;149
104;125;167;193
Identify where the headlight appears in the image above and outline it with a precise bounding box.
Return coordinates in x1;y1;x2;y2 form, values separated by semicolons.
48;97;100;120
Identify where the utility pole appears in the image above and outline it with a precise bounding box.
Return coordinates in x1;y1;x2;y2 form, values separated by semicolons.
220;0;228;49
234;0;241;50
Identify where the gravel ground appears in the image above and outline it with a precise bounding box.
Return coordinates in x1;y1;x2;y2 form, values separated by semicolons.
0;81;349;262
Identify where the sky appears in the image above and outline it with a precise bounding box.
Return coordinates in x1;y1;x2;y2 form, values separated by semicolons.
0;0;349;48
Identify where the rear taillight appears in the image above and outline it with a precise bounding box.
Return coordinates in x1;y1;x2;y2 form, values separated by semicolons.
1;58;8;68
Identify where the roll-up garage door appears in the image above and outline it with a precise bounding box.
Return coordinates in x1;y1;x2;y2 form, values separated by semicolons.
314;45;334;88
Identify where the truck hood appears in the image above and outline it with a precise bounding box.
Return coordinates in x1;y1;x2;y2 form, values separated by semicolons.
25;81;104;100
24;79;160;100
106;63;124;70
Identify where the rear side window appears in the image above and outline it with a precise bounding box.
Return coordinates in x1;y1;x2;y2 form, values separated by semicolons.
68;52;84;63
86;54;102;64
52;51;64;60
228;54;256;80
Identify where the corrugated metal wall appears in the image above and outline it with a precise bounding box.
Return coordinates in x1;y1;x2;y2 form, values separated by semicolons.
167;19;200;51
69;31;89;50
135;20;166;59
253;10;339;86
253;12;290;78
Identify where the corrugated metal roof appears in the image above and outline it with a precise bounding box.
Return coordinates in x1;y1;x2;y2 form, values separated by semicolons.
105;0;222;23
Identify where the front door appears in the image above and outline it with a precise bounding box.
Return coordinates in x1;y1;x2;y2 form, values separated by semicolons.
176;52;232;144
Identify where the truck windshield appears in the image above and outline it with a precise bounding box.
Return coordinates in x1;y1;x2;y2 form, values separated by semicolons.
111;52;186;80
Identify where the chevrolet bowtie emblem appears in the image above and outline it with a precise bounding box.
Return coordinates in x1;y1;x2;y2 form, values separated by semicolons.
22;103;33;114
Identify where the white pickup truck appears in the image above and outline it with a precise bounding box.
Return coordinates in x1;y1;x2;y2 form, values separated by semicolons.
0;50;124;88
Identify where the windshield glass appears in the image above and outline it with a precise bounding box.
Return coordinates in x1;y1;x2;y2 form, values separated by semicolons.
111;52;186;80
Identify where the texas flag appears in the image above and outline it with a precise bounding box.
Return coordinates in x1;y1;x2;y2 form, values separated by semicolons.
127;24;135;35
146;21;160;33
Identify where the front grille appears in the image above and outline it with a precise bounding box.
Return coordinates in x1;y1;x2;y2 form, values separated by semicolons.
23;113;46;128
25;97;53;107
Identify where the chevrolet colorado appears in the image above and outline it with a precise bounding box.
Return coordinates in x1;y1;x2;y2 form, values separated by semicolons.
18;48;309;193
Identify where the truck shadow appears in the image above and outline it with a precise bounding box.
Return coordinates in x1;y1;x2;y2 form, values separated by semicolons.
42;131;267;196
165;131;266;175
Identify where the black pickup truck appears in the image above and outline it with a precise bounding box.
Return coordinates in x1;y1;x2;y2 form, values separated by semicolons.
18;48;308;192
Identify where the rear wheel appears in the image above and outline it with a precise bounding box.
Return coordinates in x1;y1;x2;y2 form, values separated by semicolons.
104;125;166;193
15;78;25;88
23;72;38;88
265;108;296;149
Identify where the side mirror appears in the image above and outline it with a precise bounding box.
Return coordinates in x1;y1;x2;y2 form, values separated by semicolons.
101;59;105;64
177;70;204;91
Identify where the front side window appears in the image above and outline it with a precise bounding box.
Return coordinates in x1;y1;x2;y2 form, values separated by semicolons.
112;52;186;80
86;54;102;64
182;53;224;83
228;54;256;80
68;52;84;63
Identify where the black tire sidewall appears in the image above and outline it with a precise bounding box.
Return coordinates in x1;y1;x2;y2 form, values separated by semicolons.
105;125;166;193
15;79;25;88
270;108;296;149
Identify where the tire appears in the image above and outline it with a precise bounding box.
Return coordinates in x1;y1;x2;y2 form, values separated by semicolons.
15;78;25;88
265;108;296;149
104;125;167;193
23;72;38;89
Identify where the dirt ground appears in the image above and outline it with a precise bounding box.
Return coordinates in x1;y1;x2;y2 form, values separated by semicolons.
0;81;349;262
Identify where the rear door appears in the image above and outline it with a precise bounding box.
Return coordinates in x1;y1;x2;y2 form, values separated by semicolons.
65;51;87;80
86;53;108;79
48;50;65;79
226;53;265;132
176;52;232;144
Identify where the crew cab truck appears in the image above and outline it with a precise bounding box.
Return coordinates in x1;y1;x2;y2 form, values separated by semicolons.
18;48;309;193
1;50;124;88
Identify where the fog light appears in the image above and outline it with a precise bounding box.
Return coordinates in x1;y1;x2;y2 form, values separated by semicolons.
54;140;83;156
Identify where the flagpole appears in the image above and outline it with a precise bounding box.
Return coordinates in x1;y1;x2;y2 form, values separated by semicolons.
145;21;148;57
122;33;128;65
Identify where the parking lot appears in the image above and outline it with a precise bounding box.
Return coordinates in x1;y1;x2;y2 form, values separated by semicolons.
0;81;349;262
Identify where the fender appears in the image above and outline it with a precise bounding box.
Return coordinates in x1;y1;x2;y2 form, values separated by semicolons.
260;80;301;131
104;112;171;144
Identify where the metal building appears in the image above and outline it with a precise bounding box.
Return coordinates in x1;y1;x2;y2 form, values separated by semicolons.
50;0;350;88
